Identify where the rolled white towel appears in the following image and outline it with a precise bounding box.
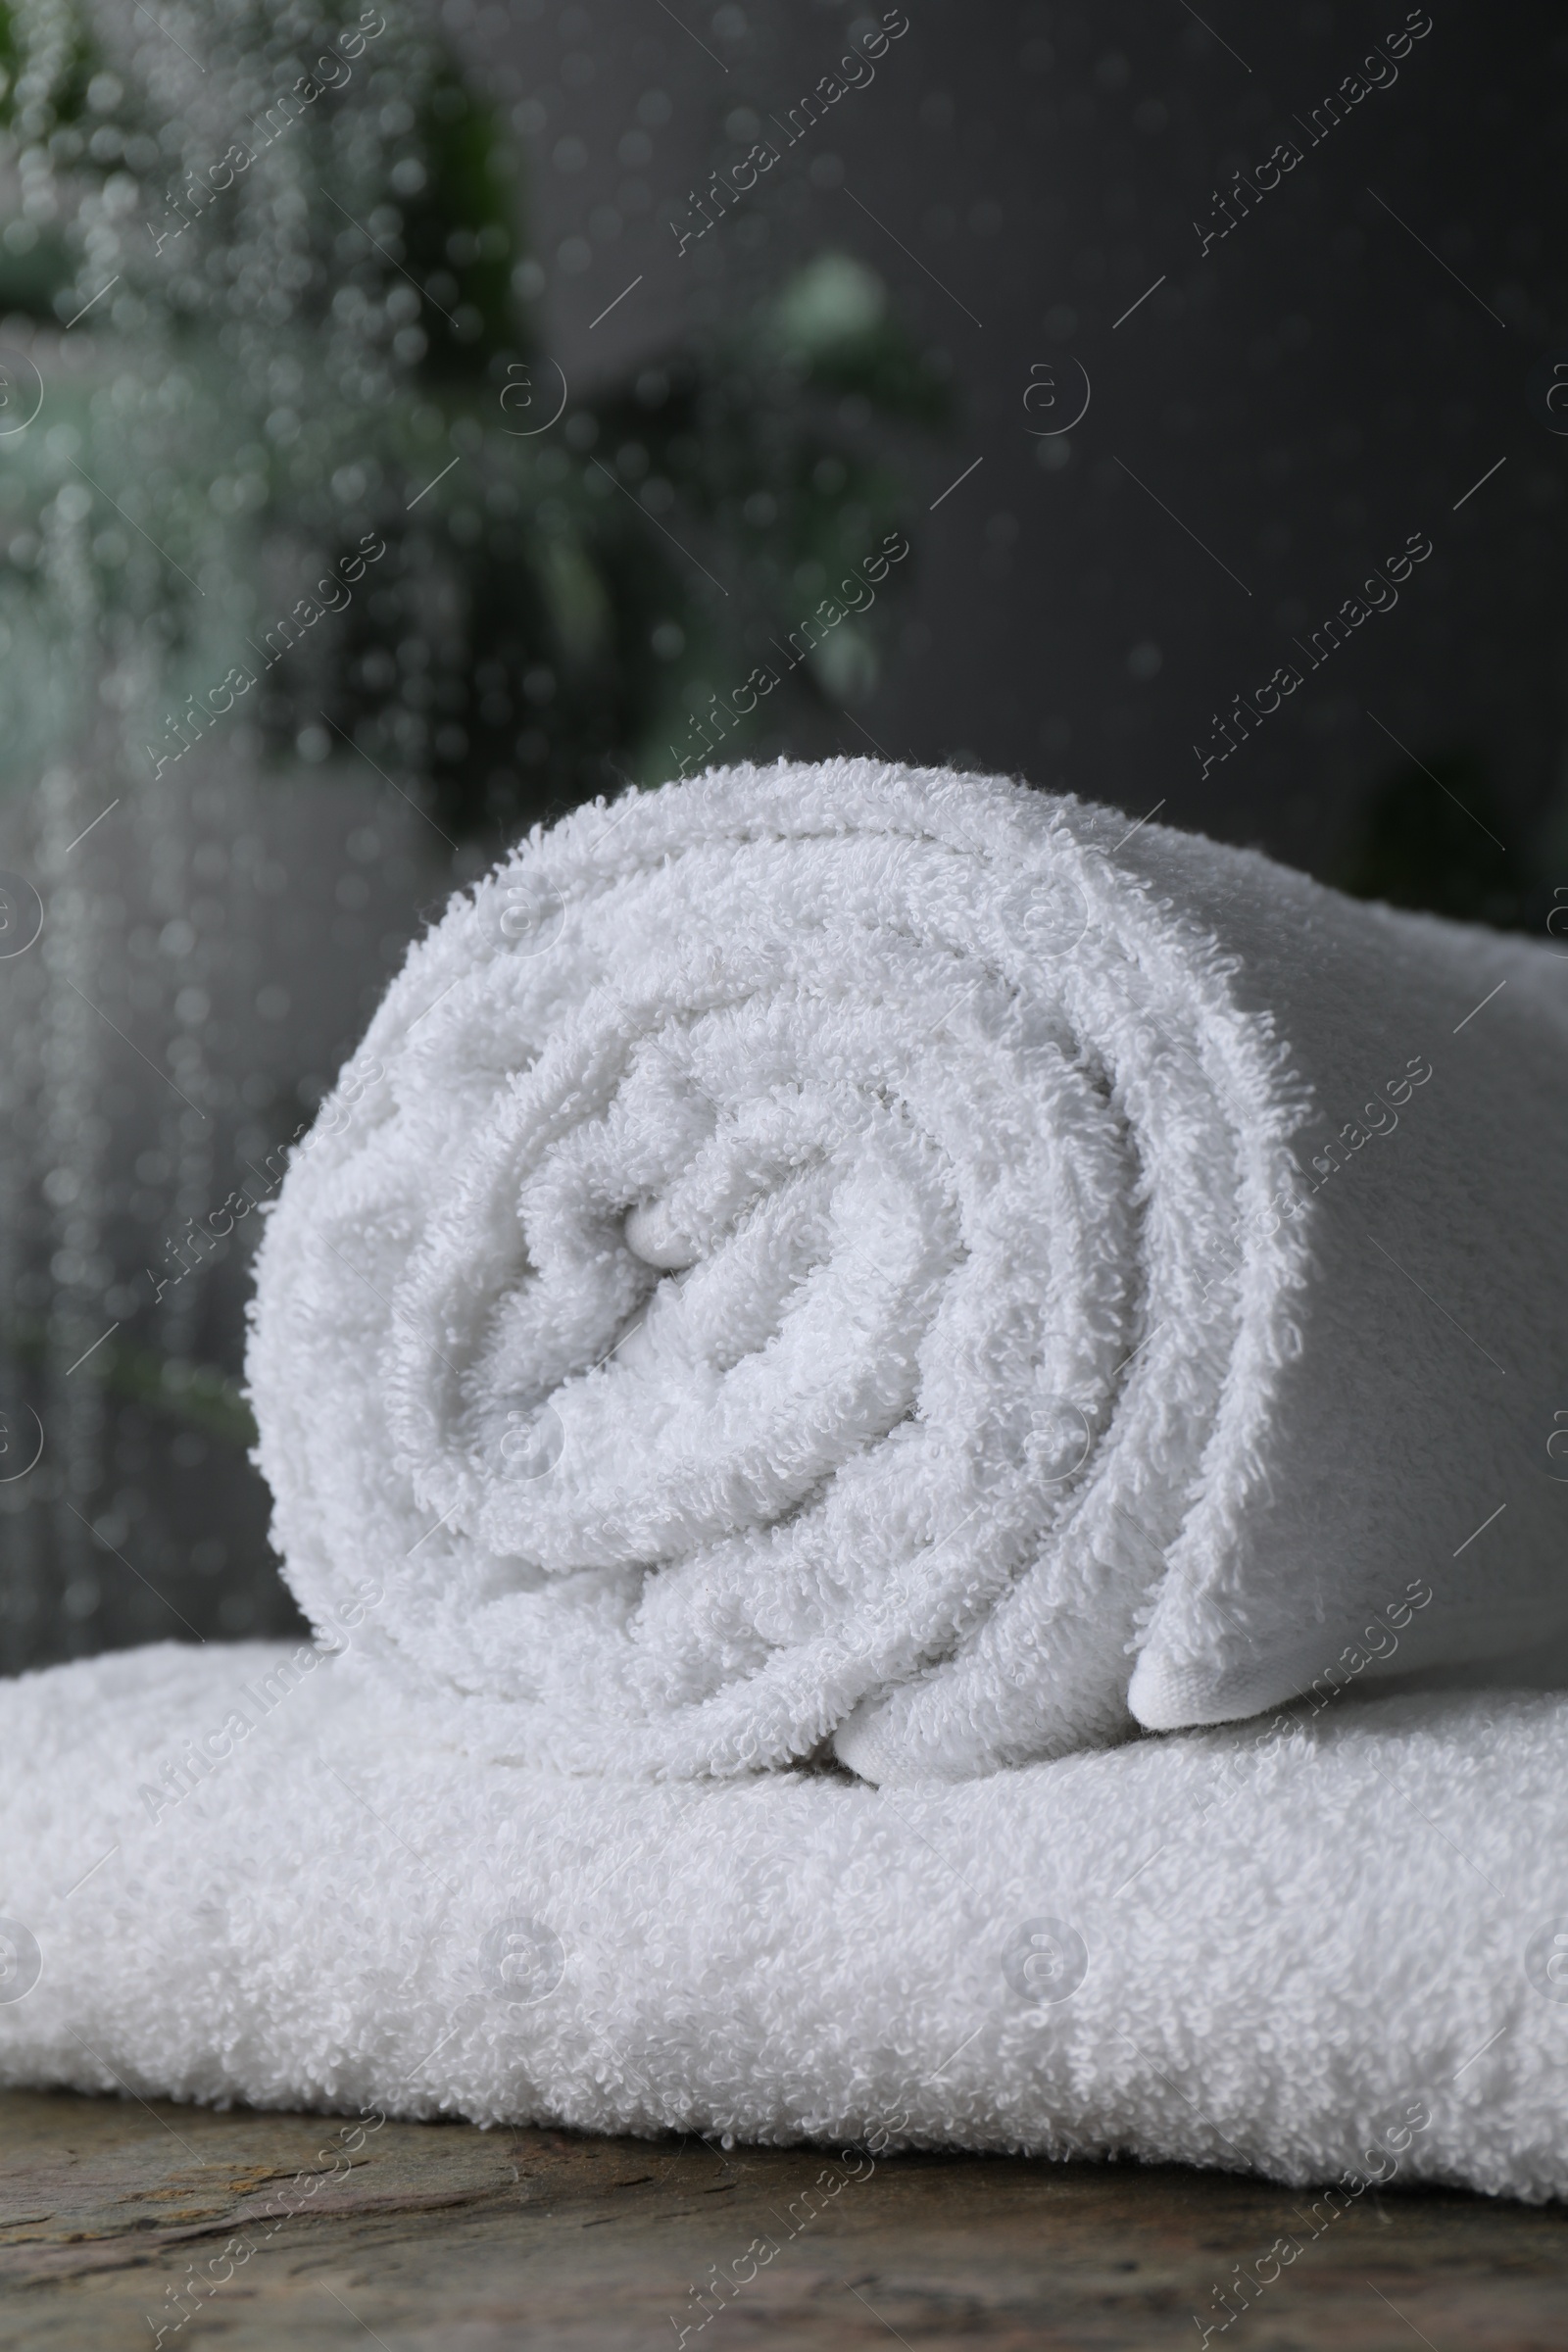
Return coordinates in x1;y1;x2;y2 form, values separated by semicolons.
246;759;1568;1784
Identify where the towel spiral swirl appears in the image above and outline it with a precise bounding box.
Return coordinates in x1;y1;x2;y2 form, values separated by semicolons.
249;761;1306;1781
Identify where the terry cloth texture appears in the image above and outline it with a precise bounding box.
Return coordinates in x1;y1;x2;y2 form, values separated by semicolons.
245;760;1568;1784
1;1642;1566;2203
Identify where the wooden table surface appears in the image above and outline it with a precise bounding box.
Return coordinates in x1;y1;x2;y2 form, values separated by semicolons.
0;2089;1564;2350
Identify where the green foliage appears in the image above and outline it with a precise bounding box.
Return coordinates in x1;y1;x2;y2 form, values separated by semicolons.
400;62;524;376
0;0;951;846
5;1316;257;1446
321;263;950;836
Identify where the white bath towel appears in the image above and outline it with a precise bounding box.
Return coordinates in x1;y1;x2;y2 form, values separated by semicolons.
1;1641;1565;2204
7;761;1568;2196
247;760;1568;1784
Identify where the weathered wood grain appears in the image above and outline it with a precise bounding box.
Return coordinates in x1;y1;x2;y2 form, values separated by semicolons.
0;2088;1564;2349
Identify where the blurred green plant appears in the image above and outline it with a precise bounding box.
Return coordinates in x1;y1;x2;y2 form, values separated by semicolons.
5;1315;255;1445
0;0;950;845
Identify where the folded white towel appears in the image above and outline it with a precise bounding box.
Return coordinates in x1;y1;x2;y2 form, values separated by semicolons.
1;1642;1565;2204
247;760;1568;1784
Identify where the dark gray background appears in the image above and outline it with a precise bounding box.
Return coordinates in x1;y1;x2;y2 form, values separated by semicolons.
450;0;1568;878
